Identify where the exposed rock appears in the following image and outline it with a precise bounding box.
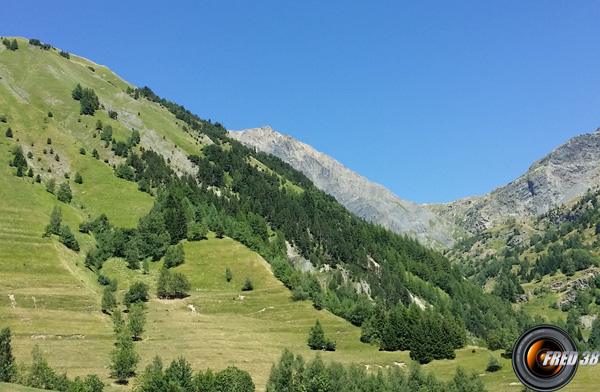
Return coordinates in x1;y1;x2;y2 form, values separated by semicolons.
429;128;600;233
229;127;457;247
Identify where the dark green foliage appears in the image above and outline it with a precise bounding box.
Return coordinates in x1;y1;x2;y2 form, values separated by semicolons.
115;163;135;181
0;114;6;122
80;88;100;115
100;125;113;141
57;182;73;203
72;83;83;100
124;281;149;308
75;172;83;184
134;356;253;392
486;355;502;372
0;327;16;382
47;137;52;144
308;320;336;351
226;268;233;282
137;211;171;261
10;145;27;176
92;148;100;159
44;205;62;236
266;349;485;392
27;168;34;177
27;151;33;159
111;140;128;156
45;179;56;194
48;111;53;118
59;225;80;251
5;127;12;138
59;50;70;59
157;267;191;299
4;38;18;51
102;287;117;314
164;243;185;268
108;110;118;120
128;302;146;340
79;147;86;155
98;274;111;286
163;193;188;244
242;277;254;291
35;174;41;183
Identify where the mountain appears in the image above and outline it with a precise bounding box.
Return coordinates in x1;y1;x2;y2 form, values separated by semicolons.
1;37;527;391
428;127;600;233
228;126;462;248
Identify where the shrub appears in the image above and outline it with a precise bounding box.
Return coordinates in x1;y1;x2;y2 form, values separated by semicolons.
57;182;72;203
226;268;233;282
241;277;254;291
486;354;502;372
5;127;12;138
123;281;149;308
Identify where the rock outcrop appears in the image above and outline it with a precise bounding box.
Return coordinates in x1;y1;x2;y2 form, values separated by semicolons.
229;126;458;247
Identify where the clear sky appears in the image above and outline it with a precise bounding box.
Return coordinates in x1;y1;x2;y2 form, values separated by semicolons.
4;1;600;203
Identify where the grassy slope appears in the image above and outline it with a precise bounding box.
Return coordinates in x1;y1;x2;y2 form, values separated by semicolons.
2;37;597;391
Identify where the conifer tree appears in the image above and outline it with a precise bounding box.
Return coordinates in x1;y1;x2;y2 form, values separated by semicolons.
0;327;16;382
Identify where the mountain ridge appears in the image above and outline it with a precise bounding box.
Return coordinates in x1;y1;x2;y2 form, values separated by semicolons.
229;126;461;247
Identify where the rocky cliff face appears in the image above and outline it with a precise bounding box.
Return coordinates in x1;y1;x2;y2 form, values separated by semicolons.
428;128;600;232
229;126;460;247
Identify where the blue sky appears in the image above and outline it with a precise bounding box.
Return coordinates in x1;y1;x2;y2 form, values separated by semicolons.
4;2;600;203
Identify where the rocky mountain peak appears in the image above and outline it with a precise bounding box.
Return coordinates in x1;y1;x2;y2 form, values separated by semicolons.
229;127;459;247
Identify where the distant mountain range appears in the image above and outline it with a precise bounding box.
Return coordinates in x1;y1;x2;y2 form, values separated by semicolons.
230;126;600;246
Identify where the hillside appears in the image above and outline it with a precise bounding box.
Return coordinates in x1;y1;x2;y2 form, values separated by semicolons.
429;128;600;233
229;126;462;248
0;39;524;390
2;36;598;392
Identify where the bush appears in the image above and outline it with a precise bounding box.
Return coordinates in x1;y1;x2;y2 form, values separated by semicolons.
5;127;12;138
164;243;185;268
98;274;111;286
486;354;502;372
59;50;70;59
79;147;86;155
242;277;254;291
74;172;83;184
123;281;149;308
157;267;191;299
225;268;233;282
108;110;118;120
47;111;53;118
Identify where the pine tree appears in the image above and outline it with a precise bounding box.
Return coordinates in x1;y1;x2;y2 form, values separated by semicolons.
128;302;146;341
164;193;188;244
308;320;335;351
59;225;80;251
44;205;62;236
102;287;117;314
5;127;12;138
225;268;233;282
74;172;83;184
0;327;16;382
